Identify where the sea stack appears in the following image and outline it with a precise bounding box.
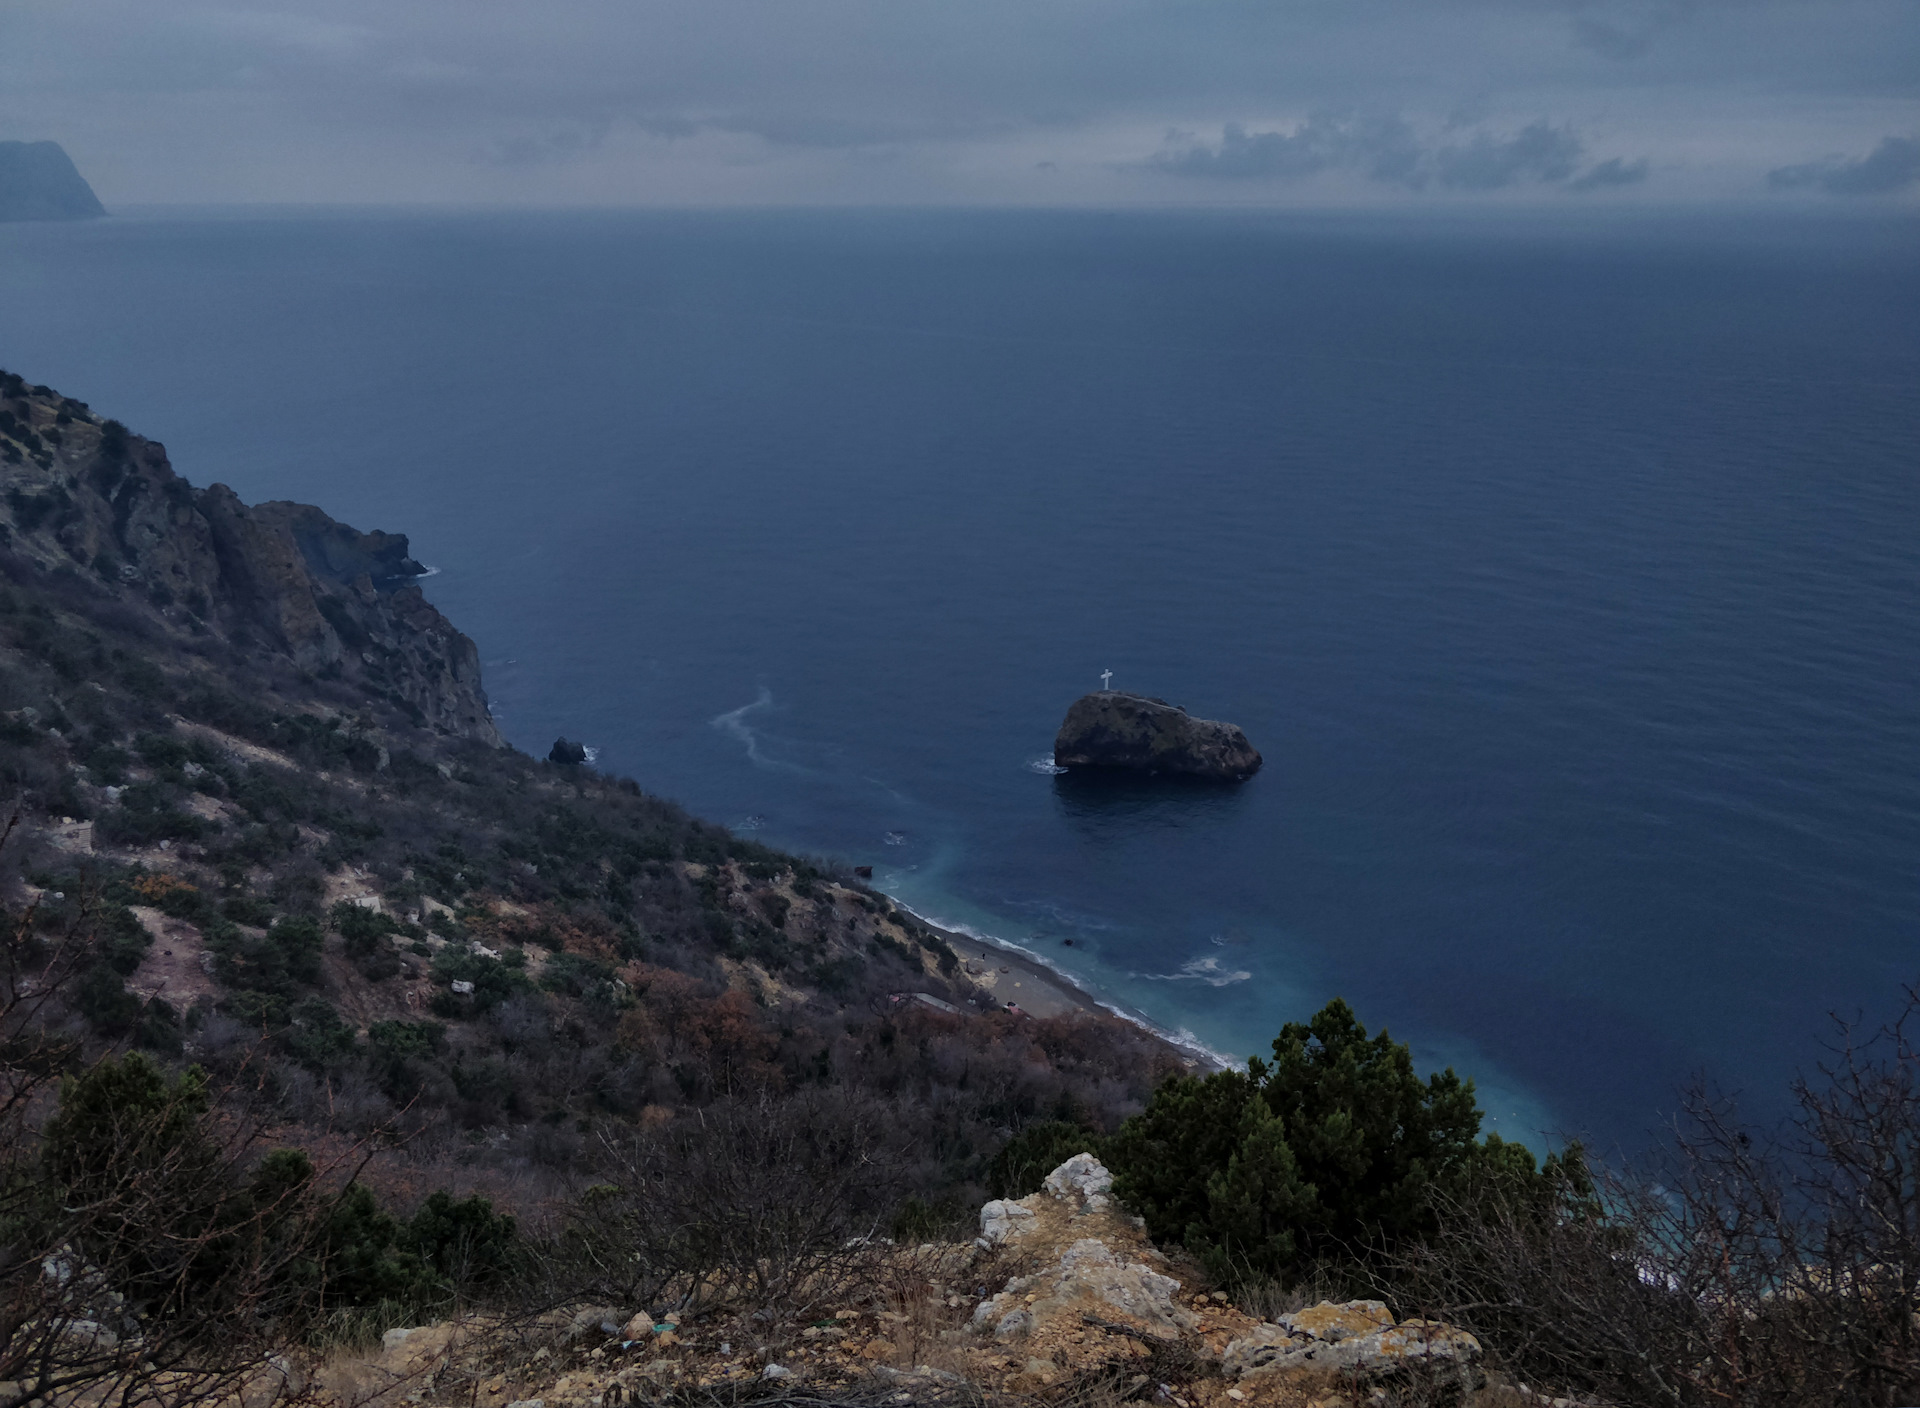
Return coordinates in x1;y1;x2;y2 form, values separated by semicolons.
1053;691;1262;781
0;141;107;222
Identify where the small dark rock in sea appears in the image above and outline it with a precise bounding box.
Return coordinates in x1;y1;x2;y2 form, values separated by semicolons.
1053;690;1261;782
549;737;588;765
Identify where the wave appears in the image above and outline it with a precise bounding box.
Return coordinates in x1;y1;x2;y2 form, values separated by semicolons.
1027;756;1068;775
886;899;1235;1070
710;686;808;773
583;746;600;764
1134;954;1253;987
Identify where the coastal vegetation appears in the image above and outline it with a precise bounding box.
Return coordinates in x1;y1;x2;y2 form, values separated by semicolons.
0;368;1913;1406
1104;998;1573;1290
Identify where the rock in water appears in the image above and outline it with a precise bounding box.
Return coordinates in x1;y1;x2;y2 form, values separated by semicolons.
1053;691;1261;781
549;738;588;765
0;142;107;222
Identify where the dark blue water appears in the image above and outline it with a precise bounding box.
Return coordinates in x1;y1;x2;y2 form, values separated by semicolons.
3;208;1916;1151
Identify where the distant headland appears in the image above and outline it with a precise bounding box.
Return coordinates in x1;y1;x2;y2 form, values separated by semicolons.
1054;688;1262;781
0;141;106;222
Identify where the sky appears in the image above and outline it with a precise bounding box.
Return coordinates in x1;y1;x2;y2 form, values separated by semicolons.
2;0;1916;208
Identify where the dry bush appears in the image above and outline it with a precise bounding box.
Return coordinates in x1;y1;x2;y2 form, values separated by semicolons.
1396;986;1920;1408
544;1089;915;1333
0;820;409;1408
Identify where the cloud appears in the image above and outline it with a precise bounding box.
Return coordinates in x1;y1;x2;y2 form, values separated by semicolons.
1149;115;1416;182
1435;120;1584;188
1153;116;1648;193
482;119;614;168
1572;16;1655;61
3;0;1913;205
1569;155;1650;189
1768;135;1920;195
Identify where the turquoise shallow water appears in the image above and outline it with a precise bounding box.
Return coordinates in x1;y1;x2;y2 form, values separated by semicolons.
2;207;1915;1151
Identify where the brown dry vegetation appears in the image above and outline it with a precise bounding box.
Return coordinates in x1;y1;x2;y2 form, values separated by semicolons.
3;369;1914;1408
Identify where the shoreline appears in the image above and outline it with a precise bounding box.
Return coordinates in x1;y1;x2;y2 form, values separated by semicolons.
894;898;1232;1072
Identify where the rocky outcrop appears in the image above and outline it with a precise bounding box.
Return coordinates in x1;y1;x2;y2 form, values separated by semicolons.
0;372;500;743
1053;691;1261;781
968;1156;1483;1399
308;1156;1494;1408
1222;1300;1482;1390
969;1153;1198;1374
0;141;106;222
971;1237;1195;1344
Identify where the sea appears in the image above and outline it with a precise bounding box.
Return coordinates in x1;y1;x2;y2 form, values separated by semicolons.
2;206;1915;1154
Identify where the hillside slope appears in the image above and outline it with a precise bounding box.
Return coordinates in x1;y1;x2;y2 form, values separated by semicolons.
0;367;1185;1207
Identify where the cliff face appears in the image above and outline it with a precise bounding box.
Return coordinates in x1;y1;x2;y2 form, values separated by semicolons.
0;371;499;743
0;141;107;222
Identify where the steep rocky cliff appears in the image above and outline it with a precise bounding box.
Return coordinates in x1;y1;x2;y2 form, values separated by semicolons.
0;370;498;743
0;141;107;222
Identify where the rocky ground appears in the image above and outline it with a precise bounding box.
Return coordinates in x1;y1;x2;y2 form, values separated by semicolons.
319;1157;1550;1408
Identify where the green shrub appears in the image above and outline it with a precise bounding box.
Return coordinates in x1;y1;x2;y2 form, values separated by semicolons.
94;797;208;846
431;947;529;1016
43;1053;207;1186
281;996;357;1068
96;903;152;975
246;1151;433;1313
221;894;277;928
208;915;324;1019
988;1120;1104;1200
539;951;619;1003
401;1191;519;1295
41;1054;229;1298
1106;998;1553;1287
332;901;402;979
368;1020;444;1059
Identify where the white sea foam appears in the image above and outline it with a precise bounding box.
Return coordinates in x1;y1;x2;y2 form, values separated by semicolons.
416;564;442;578
710;687;807;772
886;899;1234;1070
1027;757;1068;775
884;831;907;845
583;746;600;764
1135;954;1252;987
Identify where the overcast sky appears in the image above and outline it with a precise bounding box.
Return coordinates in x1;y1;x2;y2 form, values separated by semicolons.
3;0;1916;207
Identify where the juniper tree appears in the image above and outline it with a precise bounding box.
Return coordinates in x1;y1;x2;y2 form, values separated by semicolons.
1106;997;1558;1285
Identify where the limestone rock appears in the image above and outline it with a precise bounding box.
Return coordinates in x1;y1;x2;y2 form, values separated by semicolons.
377;1322;456;1373
1053;692;1261;781
1277;1299;1394;1343
1043;1151;1114;1213
971;1237;1195;1342
970;1156;1198;1353
978;1198;1037;1246
1222;1300;1481;1390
